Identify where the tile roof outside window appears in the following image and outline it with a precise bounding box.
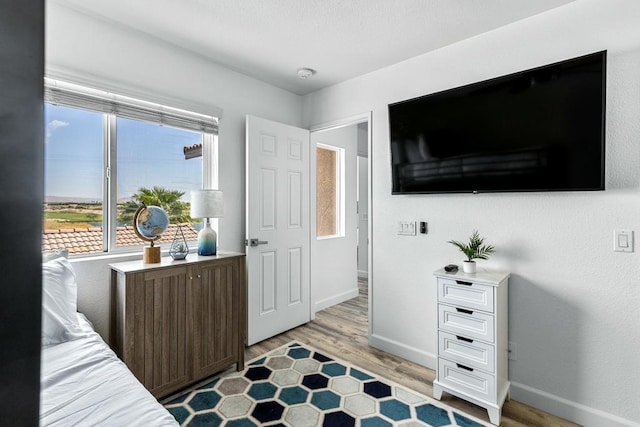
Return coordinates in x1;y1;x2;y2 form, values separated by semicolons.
43;224;200;255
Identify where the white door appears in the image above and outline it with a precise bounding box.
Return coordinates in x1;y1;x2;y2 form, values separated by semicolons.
246;115;310;345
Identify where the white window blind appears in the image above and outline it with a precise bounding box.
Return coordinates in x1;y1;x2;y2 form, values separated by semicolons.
44;78;218;134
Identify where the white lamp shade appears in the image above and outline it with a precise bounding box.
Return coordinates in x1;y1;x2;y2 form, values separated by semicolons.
190;190;224;218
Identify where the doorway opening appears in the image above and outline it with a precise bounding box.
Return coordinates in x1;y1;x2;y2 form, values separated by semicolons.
310;113;371;339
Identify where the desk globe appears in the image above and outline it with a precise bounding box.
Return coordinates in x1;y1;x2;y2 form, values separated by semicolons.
132;204;169;263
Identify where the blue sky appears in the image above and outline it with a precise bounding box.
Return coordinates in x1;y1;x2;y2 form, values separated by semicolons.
45;104;202;201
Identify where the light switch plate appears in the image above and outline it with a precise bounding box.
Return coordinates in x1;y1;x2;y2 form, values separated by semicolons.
397;221;416;236
614;229;633;252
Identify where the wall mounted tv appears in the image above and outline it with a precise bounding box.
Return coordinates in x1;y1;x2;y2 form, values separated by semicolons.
389;51;606;194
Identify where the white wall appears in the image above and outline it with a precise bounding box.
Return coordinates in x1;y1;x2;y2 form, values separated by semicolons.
46;2;303;339
357;156;368;278
357;123;369;277
302;1;640;425
311;125;359;311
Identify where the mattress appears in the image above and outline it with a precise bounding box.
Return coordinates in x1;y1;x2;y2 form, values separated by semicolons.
40;314;179;427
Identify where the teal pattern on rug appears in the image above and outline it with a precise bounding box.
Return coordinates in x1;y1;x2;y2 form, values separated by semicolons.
164;342;489;426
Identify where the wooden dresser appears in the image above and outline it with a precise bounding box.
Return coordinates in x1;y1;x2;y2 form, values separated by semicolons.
110;253;246;398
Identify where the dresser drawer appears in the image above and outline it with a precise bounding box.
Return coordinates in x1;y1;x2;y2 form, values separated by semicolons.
438;304;495;342
438;278;494;312
438;331;495;373
438;357;496;402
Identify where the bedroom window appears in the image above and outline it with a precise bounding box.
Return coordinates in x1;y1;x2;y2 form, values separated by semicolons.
316;144;345;239
43;79;218;256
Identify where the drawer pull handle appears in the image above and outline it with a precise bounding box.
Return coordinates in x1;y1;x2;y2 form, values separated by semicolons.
455;280;473;286
456;308;474;315
456;363;474;372
456;335;474;343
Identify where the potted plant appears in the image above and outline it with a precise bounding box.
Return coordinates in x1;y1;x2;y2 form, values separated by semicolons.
448;230;495;273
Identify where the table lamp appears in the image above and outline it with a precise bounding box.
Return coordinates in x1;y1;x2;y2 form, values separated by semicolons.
190;189;224;256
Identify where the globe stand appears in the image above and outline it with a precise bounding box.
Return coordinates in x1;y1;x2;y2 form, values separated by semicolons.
133;203;169;265
144;242;161;264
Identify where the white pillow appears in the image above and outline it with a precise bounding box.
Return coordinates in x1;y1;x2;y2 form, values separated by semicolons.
42;257;82;346
42;248;69;263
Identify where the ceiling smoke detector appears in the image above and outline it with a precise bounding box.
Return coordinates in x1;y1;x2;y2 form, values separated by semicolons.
297;68;315;79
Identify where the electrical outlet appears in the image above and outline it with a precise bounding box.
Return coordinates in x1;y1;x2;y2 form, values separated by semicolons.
508;341;517;361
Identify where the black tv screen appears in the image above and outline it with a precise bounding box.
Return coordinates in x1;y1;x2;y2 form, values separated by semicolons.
389;51;606;194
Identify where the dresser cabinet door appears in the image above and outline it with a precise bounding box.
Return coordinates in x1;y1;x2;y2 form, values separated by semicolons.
190;258;240;380
438;358;496;402
438;304;495;342
112;255;246;399
437;278;494;312
438;330;495;373
128;267;190;396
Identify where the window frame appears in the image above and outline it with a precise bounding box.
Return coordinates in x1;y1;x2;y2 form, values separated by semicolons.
44;79;219;257
316;143;346;240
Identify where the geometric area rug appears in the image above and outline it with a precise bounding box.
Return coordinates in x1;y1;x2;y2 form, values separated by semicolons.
164;342;491;426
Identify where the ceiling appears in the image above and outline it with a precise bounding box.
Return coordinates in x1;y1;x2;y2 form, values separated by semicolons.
54;0;576;95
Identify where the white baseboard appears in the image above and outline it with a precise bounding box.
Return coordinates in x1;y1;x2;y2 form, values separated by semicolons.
357;270;368;280
314;288;359;312
511;381;638;427
369;333;437;370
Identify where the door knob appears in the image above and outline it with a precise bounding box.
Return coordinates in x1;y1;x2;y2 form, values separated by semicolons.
246;238;269;247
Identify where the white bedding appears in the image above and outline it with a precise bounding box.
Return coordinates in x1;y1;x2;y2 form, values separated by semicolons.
40;314;179;427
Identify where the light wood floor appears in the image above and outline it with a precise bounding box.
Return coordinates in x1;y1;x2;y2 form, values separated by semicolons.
245;280;578;427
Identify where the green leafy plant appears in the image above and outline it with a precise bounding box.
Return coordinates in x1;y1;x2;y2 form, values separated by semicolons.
119;186;191;224
448;230;495;262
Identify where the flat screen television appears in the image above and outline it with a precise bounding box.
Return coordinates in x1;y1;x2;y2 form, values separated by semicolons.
389;51;606;194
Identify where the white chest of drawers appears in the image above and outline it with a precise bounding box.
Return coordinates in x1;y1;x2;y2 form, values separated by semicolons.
433;268;510;425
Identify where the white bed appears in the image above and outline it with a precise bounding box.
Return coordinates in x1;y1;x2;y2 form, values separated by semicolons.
40;254;179;427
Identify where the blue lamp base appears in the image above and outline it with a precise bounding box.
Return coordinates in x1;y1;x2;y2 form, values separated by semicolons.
197;222;217;256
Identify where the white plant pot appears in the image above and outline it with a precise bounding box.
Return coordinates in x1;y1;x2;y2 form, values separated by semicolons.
462;261;476;273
